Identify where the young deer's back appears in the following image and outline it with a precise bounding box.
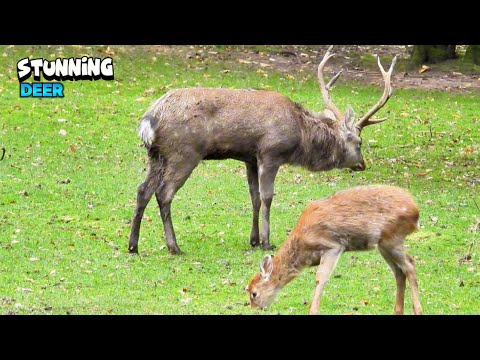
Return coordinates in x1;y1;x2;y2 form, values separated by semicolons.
294;185;419;252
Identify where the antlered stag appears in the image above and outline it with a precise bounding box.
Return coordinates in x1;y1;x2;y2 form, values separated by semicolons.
247;185;422;315
128;46;398;255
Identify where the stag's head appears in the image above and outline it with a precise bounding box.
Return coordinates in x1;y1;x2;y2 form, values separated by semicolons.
317;45;398;172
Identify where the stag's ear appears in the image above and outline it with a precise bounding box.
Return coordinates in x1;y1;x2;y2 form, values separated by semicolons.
260;255;274;281
344;105;356;129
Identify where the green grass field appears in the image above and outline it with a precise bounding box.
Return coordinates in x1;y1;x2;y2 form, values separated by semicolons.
0;45;479;314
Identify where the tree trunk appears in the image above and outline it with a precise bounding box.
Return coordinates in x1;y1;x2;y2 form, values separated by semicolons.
464;45;480;64
411;45;457;64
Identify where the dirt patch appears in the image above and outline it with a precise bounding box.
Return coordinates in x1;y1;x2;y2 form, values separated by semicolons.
149;45;480;93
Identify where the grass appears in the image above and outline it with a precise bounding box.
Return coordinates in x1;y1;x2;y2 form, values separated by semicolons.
0;45;479;315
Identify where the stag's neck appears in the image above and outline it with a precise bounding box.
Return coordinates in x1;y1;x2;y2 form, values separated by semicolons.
269;235;308;290
290;109;346;171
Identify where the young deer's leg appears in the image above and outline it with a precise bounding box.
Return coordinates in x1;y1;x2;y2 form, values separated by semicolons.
380;243;422;315
405;254;422;315
378;245;406;315
128;170;160;254
309;247;343;315
257;160;280;250
154;158;200;255
246;162;261;247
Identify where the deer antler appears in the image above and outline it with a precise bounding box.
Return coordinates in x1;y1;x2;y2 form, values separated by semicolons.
318;45;344;121
355;55;398;130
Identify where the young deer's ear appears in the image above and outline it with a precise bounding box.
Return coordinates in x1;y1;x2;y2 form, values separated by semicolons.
260;255;274;281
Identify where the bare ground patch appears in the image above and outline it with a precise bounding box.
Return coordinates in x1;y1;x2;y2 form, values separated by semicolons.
148;45;480;93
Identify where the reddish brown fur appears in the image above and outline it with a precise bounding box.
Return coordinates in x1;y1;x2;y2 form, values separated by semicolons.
247;185;423;315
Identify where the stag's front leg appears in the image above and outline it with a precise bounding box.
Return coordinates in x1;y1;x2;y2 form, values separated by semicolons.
258;160;280;251
246;162;261;247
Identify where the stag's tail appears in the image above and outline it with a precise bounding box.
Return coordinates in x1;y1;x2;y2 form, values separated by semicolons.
138;115;158;149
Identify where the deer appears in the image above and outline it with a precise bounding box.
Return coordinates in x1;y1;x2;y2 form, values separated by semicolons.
247;185;423;315
128;46;398;255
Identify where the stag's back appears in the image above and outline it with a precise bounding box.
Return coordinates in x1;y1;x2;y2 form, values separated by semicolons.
139;88;308;160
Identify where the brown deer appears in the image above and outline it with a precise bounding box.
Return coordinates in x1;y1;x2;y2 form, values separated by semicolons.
128;46;398;255
247;185;423;315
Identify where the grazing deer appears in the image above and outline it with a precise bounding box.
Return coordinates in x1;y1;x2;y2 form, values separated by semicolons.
128;46;398;255
247;185;423;315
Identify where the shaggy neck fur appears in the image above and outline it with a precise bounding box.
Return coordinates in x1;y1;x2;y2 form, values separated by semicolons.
290;106;346;171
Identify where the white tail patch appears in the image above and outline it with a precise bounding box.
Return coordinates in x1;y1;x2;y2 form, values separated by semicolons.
138;119;155;147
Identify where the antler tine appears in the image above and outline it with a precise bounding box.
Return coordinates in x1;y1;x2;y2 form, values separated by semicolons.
355;54;398;130
326;70;343;90
317;45;343;120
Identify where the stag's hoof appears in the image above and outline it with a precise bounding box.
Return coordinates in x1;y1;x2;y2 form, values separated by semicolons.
250;240;260;248
261;244;276;251
128;245;139;254
168;246;184;255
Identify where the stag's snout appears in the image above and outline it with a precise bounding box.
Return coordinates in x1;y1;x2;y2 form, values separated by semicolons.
350;160;366;172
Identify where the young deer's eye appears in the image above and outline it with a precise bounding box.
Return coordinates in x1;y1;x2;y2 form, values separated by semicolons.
251;292;257;299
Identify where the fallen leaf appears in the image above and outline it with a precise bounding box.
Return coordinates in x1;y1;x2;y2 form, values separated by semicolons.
105;47;115;55
69;145;76;152
29;257;40;262
419;65;430;73
58;129;67;136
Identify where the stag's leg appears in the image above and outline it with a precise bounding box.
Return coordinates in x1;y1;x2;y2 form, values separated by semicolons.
128;169;160;254
379;242;422;315
246;162;261;247
309;247;343;315
258;160;280;250
154;158;200;255
378;245;406;315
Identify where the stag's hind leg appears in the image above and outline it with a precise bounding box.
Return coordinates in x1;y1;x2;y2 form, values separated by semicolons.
246;162;261;247
128;169;161;254
378;241;422;315
154;157;200;255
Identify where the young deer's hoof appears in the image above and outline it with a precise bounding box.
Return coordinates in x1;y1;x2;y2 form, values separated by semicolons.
128;245;139;254
250;240;260;247
262;244;276;251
